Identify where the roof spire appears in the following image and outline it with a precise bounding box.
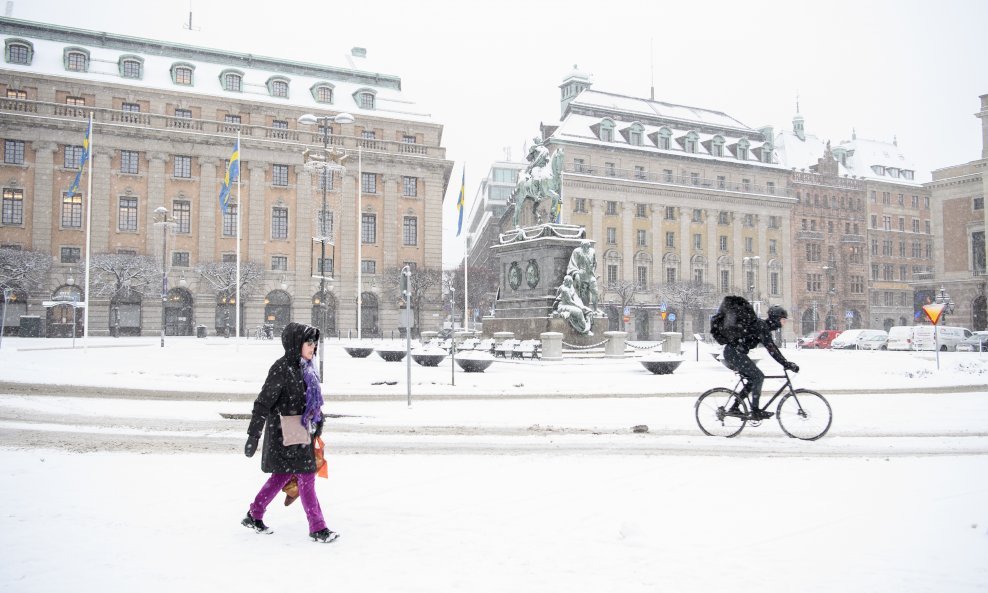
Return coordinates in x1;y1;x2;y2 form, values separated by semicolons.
893;134;898;146
852;127;856;140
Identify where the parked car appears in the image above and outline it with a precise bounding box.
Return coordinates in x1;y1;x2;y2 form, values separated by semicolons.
911;325;972;351
886;326;916;351
798;330;841;349
955;331;988;352
832;329;888;350
856;331;890;350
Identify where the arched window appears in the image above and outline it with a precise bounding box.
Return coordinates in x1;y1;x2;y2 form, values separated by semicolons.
219;69;244;92
311;82;335;104
710;135;725;157
170;62;195;86
267;77;290;98
597;118;616;142
63;47;90;72
263;289;292;335
312;291;337;336
656;127;672;150
354;88;377;109
622;122;645;146
682;131;699;154
4;39;33;65
737;139;750;161
118;55;144;79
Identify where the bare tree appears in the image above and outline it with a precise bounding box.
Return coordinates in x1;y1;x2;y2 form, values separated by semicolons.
194;260;263;299
87;253;160;300
601;278;641;330
0;247;51;295
380;266;444;335
659;279;717;338
449;265;500;320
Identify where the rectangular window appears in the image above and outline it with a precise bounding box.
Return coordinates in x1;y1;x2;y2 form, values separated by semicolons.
573;198;586;213
60;247;81;263
663;169;673;182
637;229;647;246
606;201;617;215
766;181;775;195
691;172;700;186
636;203;647;218
573;158;585;173
62;193;82;228
718;211;729;225
607;264;618;285
745;237;753;253
806;273;821;292
666;268;676;284
117;197;138;232
4;140;25;164
665;206;676;220
317;168;334;192
716;175;726;189
403;216;417;246
272;164;289;187
64;145;84;169
850;276;864;294
317;210;333;239
360;260;376;275
271;256;288;271
120;150;139;174
925;220;931;234
719;235;728;251
871;264;879;280
173;155;192;178
770;272;779;295
769;239;777;255
898;217;905;231
606;227;616;244
975;196;985;210
693;268;704;283
402;176;418;197
271;207;288;239
222;253;237;263
605;162;615;176
361;213;376;244
634;165;645;180
361;172;377;194
692;209;703;223
2;189;24;225
742;179;751;192
720;270;730;293
174;200;191;234
172;252;190;267
637;266;648;289
222;204;237;237
666;232;675;248
743;214;754;227
317;257;334;276
693;234;702;250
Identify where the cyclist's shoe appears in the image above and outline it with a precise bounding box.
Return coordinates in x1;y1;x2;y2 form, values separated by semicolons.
750;409;774;420
726;401;745;416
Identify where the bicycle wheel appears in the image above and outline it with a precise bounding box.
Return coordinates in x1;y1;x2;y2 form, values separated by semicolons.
695;388;748;438
776;389;832;440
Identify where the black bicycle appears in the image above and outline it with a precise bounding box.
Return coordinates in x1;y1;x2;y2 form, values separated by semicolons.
694;370;832;440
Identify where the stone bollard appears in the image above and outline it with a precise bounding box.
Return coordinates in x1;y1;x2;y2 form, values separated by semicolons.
604;331;628;358
661;332;682;354
420;331;437;346
454;330;472;346
492;331;514;346
540;332;563;361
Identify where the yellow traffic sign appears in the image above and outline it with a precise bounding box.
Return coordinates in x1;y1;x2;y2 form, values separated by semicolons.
922;303;945;325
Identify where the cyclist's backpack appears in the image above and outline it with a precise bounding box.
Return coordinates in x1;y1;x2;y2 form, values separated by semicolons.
710;296;758;345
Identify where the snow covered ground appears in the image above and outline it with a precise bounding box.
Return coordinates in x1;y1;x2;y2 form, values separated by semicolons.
1;336;986;592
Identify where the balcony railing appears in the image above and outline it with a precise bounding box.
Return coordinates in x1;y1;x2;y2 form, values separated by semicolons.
566;164;791;198
0;98;446;159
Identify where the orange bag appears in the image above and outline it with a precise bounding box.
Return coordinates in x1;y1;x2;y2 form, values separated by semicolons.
314;436;328;479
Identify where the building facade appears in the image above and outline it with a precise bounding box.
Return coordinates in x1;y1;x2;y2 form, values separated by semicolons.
923;94;988;331
465;160;523;272
0;18;452;337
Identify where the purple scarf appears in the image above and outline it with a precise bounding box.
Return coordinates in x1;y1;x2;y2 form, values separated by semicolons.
300;358;323;431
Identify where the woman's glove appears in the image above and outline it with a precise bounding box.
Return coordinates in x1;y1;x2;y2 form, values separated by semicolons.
245;435;259;457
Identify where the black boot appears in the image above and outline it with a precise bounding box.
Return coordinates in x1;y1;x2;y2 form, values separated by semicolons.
749;397;773;420
310;528;340;543
241;510;273;534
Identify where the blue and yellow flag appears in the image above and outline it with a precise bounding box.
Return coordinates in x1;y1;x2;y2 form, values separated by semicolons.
219;139;240;214
66;118;92;197
455;166;465;237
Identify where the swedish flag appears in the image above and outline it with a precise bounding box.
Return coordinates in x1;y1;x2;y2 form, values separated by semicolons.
66;119;92;197
219;139;240;214
455;166;465;237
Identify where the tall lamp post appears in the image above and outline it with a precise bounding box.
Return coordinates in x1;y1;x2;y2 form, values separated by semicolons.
153;206;176;348
298;112;355;378
742;256;760;308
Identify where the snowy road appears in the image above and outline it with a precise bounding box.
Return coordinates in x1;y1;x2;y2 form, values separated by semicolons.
1;388;986;457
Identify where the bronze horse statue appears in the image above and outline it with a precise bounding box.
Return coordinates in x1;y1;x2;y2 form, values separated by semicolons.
511;146;564;227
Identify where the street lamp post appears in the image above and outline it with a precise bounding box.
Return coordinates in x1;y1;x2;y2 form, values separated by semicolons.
298;112;355;378
742;256;760;305
0;287;10;349
153;206;175;348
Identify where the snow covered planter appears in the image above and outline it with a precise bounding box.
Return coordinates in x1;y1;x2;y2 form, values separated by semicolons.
376;348;407;362
455;350;495;373
343;346;374;358
639;352;684;375
412;347;447;367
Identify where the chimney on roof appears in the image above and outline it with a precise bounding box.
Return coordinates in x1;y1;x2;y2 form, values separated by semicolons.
351;47;367;58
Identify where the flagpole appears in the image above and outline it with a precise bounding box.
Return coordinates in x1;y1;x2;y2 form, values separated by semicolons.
462;165;469;332
235;130;241;345
82;113;93;348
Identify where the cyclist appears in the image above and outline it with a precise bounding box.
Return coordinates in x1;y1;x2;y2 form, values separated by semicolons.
723;305;799;420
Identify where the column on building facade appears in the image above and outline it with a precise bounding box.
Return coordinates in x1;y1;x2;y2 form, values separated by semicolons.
90;149;112;255
247;162;266;264
621;200;634;280
650;202;663;284
144;152;168;255
30;142;57;250
293;164;313;323
678;206;690;280
340;170;358;332
731;210;744;289
380;173;399;332
193;158;218;329
756;213;768;300
590;198;604;253
705;207;718;275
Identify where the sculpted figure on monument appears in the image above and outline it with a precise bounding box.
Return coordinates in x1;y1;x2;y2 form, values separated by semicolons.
511;137;564;227
553;276;595;335
566;240;600;313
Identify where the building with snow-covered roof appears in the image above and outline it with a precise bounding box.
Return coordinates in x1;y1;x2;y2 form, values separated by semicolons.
526;70;795;340
0;17;452;338
922;94;988;332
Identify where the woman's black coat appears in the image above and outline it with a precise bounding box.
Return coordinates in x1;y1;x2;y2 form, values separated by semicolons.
247;322;323;474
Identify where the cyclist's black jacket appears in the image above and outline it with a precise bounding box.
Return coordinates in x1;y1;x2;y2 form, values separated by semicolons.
729;317;790;367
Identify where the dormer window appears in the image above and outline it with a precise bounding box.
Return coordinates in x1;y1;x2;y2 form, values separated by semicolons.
267;77;290;98
170;63;194;86
220;69;244;92
681;131;699;154
654;127;672;150
63;48;90;72
353;88;377;110
736;139;749;161
871;165;885;176
887;167;900;178
4;39;33;65
310;83;334;104
597;118;615;142
901;169;914;180
118;55;144;79
622;122;645;146
710;135;725;157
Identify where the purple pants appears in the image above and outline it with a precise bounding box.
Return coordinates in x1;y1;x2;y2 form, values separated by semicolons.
249;472;326;533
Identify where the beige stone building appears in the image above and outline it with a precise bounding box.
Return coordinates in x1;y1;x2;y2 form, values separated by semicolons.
0;18;452;337
923;94;988;331
537;68;795;339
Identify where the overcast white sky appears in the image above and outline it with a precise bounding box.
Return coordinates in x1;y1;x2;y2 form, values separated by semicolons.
10;0;988;267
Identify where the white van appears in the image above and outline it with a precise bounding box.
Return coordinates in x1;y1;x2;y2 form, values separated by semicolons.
887;326;917;351
911;326;973;351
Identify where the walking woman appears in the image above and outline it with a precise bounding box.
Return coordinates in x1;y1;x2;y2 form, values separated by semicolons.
242;322;338;543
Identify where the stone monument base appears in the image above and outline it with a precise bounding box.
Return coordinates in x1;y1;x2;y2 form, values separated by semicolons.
482;314;605;347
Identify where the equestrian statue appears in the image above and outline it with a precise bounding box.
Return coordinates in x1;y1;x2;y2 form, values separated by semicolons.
511;137;564;227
